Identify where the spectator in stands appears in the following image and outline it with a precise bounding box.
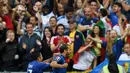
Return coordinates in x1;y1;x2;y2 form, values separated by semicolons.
90;25;106;64
67;19;85;58
50;44;69;73
19;23;41;71
17;16;42;38
27;52;50;73
108;2;124;27
49;16;57;35
99;53;126;73
106;29;129;60
57;6;74;32
2;5;14;30
66;19;85;71
12;4;31;25
1;30;19;71
73;0;84;22
78;6;99;37
99;8;112;34
73;37;95;72
29;16;42;39
50;24;71;53
34;1;55;30
90;0;101;17
41;27;53;60
119;43;130;60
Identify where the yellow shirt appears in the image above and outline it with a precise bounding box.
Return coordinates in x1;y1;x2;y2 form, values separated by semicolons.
68;30;76;59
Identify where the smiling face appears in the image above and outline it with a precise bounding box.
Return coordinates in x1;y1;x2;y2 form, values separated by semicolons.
112;4;121;13
110;30;118;41
44;28;51;38
84;7;92;17
29;17;37;26
56;25;64;36
26;24;34;34
93;26;100;34
49;17;57;27
90;1;97;11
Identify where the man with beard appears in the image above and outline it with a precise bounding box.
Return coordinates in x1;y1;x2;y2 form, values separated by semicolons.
34;1;55;30
17;16;43;39
50;24;71;53
57;5;74;32
108;2;124;27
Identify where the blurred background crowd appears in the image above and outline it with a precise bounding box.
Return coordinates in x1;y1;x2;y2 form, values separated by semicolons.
0;0;130;72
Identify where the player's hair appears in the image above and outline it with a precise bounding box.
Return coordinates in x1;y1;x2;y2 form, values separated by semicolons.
31;52;41;60
108;53;119;73
60;44;68;53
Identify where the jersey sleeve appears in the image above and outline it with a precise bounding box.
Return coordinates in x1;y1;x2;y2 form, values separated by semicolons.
53;55;62;62
39;62;50;70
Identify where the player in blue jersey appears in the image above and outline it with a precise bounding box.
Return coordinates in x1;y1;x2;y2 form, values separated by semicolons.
50;44;70;73
27;52;50;73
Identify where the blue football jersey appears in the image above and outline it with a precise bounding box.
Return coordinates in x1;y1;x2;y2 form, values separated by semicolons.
27;61;50;73
108;12;118;27
52;55;67;73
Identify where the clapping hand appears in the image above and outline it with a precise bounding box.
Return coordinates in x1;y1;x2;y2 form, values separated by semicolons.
36;40;42;46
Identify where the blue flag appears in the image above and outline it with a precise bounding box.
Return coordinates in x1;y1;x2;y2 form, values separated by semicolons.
90;59;130;73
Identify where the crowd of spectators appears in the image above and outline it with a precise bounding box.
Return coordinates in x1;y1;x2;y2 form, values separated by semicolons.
0;0;130;72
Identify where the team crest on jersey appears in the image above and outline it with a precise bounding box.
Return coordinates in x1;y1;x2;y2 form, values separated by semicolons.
56;56;61;61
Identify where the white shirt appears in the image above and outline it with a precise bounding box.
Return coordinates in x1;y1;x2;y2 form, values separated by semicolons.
100;16;112;33
113;25;121;36
73;51;94;70
57;15;69;32
119;53;130;61
41;12;55;29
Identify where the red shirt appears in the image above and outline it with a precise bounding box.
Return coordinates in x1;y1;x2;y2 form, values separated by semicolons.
3;15;14;30
50;36;71;53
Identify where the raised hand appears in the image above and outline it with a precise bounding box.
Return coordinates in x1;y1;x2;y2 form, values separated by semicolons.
22;43;27;50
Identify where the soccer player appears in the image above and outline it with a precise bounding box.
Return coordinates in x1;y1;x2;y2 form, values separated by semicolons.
27;52;50;73
50;44;69;73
